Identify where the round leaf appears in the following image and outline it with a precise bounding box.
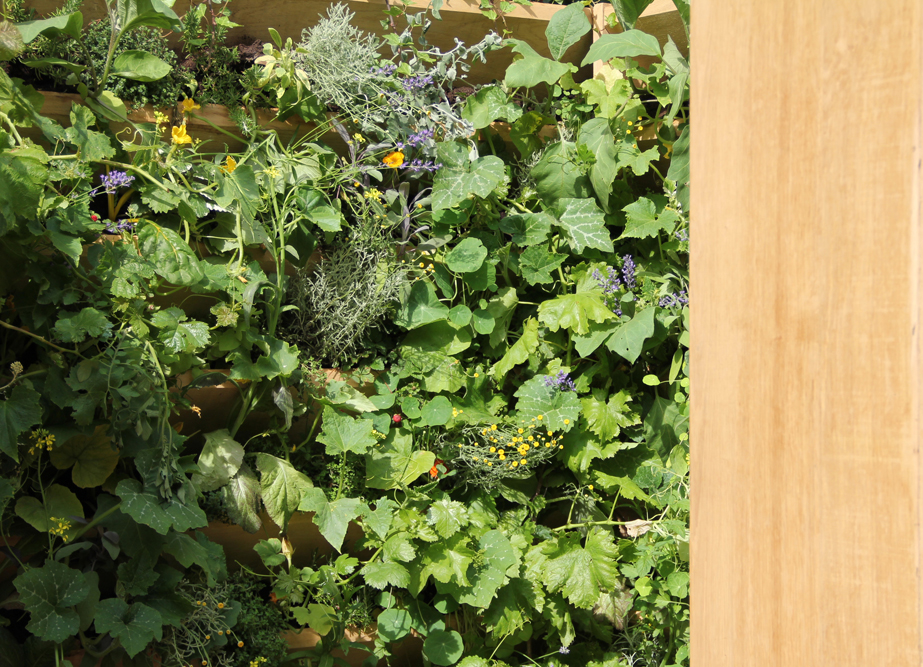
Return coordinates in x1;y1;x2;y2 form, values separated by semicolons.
421;396;453;427
50;425;118;488
377;608;412;642
445;238;487;273
424;629;464;666
448;305;473;326
471;309;495;335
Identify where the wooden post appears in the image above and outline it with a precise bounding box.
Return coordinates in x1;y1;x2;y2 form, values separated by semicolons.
692;1;923;664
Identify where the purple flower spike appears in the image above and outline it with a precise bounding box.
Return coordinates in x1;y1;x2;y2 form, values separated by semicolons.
100;170;135;194
621;254;637;290
544;370;576;392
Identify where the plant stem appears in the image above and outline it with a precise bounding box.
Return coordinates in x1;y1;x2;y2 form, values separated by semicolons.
0;320;86;358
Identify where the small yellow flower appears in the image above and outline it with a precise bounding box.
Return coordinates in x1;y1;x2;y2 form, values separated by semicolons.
537;415;543;420
489;447;496;453
487;462;492;466
520;459;527;465
238;641;245;647
499;454;506;461
221;156;238;174
154;110;169;125
588;485;594;491
511;461;518;468
474;373;479;377
180;98;200;114
217;602;225;609
353;133;365;142
205;635;211;640
490;425;497;431
383;151;405;168
191;405;202;417
171;123;192;145
564;419;570;425
472;457;479;462
263;166;279;178
517;428;524;434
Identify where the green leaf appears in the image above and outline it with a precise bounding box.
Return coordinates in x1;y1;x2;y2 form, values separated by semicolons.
296;604;336;636
115;479;206;535
366;429;435;489
137;223;204;286
420;534;476;587
504;40;575;88
448;305;472;327
445;238;487;273
427;498;469;538
317;406;375;455
395;281;450;330
519;246;566;285
432;143;508;211
472;308;494;334
499;211;553;246
308;205;344;232
538;292;615;335
256;453;313;532
514;375;581;433
402;321;471;355
63;104;114;162
16;12;83;43
110;50;171;81
14;561;89;643
215;164;260;219
117;0;182;33
424;629;464;666
581;390;640;441
253;336;300;380
0;382;42;461
606;308;655;363
220;462;262;533
151;307;210;354
541;528;619;608
421;396;453;427
484;578;542;636
117;552;159;595
15;484;84;534
555;198;613;254
581;78;632;120
377;608;412;642
620;197;680;239
666;126;689;211
94;599;163;657
545;3;591;60
361;561;410;589
643;395;685;459
609;0;654;30
53;307;111;343
578;117;620;209
49;425;117;488
581;30;662;66
0;145;47;234
531;142;592;206
492;318;540;379
462;86;522;129
192;429;244;492
299;488;365;552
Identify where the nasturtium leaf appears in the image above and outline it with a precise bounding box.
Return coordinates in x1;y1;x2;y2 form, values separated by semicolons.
94;599;163;657
220;462;262;533
110;50;171;81
492;318;540;380
555;198;614;254
499;211;553;246
366;429;435;489
462;86;522;129
0;382;42;461
427;498;469;538
541;528;619;608
395;281;450;330
445;237;488;273
545;2;591;60
666;571;690;598
254;538;286;568
53;307;111;343
138;223;204;286
420;396;453;427
448;305;473;327
361;561;410;589
471;308;495;335
514;375;581;433
151;307;210;354
317;406;375;456
402;320;471;355
519;246;566;285
424;629;464;666
538;292;615;335
377;608;412;642
15;484;84;535
15;561;89;643
620;197;680;239
432;143;508;211
299;488;365;552
192;429;244;492
48;425;116;489
581;390;640;441
256;454;313;532
581;29;662;66
606;308;655;363
420;534;476;587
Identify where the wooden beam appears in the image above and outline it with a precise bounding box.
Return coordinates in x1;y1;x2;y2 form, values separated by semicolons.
692;1;923;665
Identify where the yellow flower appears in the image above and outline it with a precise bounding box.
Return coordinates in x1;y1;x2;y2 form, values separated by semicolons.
520;459;527;465
588;485;594;491
238;641;245;647
154;110;169;125
511;461;518;468
171;123;192;145
489;447;496;453
217;602;225;609
537;415;543;420
564;419;570;425
383;151;405;168
180;98;200;114
490;425;497;431
221;156;238;174
353;133;365;142
499;454;506;461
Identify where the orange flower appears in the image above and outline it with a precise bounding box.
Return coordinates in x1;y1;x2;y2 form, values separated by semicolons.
382;151;404;168
269;592;278;604
172;123;192;145
429;465;438;478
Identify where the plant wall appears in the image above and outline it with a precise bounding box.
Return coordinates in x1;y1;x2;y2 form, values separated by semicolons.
0;0;689;666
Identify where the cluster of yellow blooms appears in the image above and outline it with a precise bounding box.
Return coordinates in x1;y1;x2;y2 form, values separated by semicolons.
48;517;71;541
28;429;55;456
363;188;383;203
457;417;563;474
250;658;268;667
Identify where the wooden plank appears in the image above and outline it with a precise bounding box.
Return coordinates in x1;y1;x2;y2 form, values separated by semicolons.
692;2;923;665
22;0;590;85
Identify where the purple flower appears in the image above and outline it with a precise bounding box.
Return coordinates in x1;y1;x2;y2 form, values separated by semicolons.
100;170;135;194
105;219;137;234
659;289;689;309
593;267;624;317
544;370;576;392
401;74;435;91
405;128;435;147
403;159;442;173
370;64;397;77
675;229;689;242
621;254;637;290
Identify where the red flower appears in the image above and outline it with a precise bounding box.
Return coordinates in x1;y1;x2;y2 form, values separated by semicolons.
392;414;402;424
90;214;98;222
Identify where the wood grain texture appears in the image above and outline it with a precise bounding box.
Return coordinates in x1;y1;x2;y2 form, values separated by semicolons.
692;2;923;665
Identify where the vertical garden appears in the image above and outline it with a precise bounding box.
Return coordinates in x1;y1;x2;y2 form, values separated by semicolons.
0;0;689;664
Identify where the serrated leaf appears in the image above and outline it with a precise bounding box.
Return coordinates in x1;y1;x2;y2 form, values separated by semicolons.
581;30;662;66
542;528;619;608
519;246;566;285
383;533;416;562
581;390;640;441
192;429;244;492
317;406;375;456
137;223;204;286
432;143;508;211
299;488;365;552
555;198;613;254
94;599;163;657
420;534;476;587
538;292;615;335
484;577;542;636
63;105;114;161
220;462;262;533
514;375;581;432
256;453;313;532
151;307;210;353
0;382;42;462
14;561;89;643
462;86;522;129
499;211;553;246
620;197;680;239
492;318;540;380
140;185;181;214
545;3;591;60
115;479;206;535
366;429;435;489
53;307;111;343
361;561;410;589
531;142;592;206
427;498;469;538
606;308;655;363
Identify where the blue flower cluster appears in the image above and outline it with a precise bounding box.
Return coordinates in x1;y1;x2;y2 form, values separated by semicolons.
100;170;135;194
403;159;443;173
621;254;637;289
397;127;435;149
370;64;397;77
401;73;435;91
674;229;689;242
592;267;624;317
659;290;689;308
544;370;576;392
104;219;137;234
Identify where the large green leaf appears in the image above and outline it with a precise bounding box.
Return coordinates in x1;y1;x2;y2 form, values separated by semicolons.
15;484;84;534
53;307;111;343
643;395;686;459
504;40;574;88
514;375;581;433
445;237;487;273
299;488;365;552
432;143;508;211
63;105;114;162
538;292;615;335
49;425;117;488
541;528;619;608
666;126;689;211
94;599;163;657
394;281;449;330
361;561;410;589
609;0;655;30
401;321;471;355
0;382;42;462
519;246;566;286
317;406;376;456
581;30;662;66
366;429;435;490
620;197;680;240
377;608;412;643
484;577;542;636
499;211;553;246
420;534;476;587
137;223;204;286
192;429;244;492
461;86;522;129
492;318;540;379
115;479;206;535
424;629;464;666
427;498;469;538
215;164;260;219
116;0;182;33
0;146;47;236
14;561;90;643
151;307;210;354
256;454;313;531
578;117;620;210
219;462;262;533
15;12;82;43
606;308;655;363
581;390;640;441
555;198;614;254
545;3;591;60
110;50;171;82
531;142;592;206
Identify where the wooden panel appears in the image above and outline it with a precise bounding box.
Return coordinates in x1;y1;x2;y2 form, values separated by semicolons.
23;0;590;85
692;2;923;665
